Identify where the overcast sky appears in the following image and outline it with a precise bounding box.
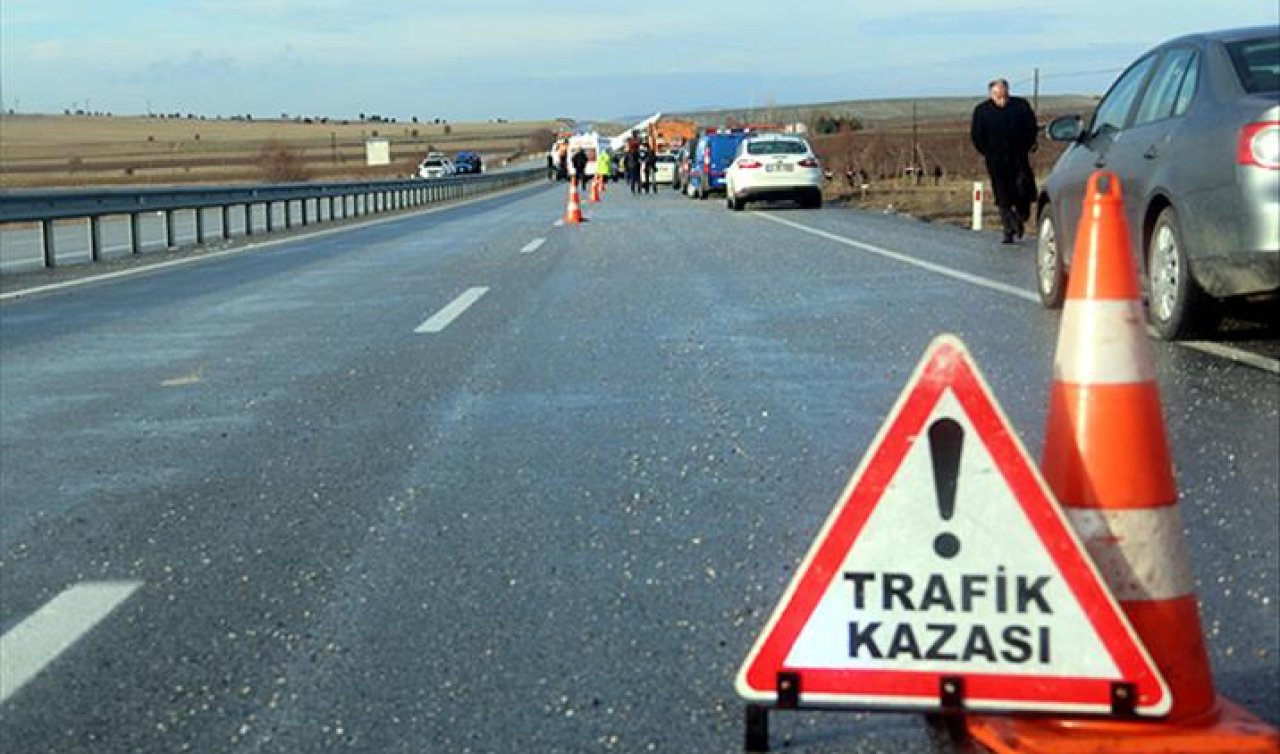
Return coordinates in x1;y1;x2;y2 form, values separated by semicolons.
2;1;1276;121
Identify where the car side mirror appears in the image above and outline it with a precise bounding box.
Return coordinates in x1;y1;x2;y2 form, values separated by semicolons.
1047;115;1085;143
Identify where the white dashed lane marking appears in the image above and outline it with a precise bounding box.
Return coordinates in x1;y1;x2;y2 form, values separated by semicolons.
1;581;143;703
414;287;490;334
520;238;546;254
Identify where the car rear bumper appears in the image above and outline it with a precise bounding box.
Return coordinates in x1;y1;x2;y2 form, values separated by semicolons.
1193;169;1280;298
735;185;821;201
1193;251;1279;299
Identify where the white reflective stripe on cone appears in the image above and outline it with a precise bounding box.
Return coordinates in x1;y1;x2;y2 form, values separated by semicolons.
1054;299;1157;385
1066;507;1196;602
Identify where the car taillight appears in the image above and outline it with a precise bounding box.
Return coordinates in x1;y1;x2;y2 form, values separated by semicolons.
1238;121;1280;169
737;160;762;169
798;158;819;168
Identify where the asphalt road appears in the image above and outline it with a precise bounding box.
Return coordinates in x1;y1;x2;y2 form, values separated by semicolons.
1;180;1276;753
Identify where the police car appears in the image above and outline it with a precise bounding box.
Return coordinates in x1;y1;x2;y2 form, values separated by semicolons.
724;134;823;210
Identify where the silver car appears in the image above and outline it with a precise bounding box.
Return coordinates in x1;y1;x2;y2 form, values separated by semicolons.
1036;26;1279;339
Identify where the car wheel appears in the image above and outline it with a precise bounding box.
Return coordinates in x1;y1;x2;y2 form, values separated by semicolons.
1036;208;1066;309
728;192;743;212
1147;206;1216;340
808;191;823;209
686;181;697;199
698;182;708;200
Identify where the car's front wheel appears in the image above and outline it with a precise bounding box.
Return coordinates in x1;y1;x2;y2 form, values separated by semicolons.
1147;206;1216;340
1036;207;1066;309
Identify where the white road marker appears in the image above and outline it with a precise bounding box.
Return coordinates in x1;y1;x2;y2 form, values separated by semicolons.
757;212;1280;375
1;581;143;703
520;238;546;254
415;286;490;334
553;219;564;227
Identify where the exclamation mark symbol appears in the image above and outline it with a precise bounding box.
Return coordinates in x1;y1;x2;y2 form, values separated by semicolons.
928;418;964;559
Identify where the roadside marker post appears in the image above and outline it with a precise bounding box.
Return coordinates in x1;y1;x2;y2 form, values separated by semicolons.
971;182;984;230
736;335;1167;752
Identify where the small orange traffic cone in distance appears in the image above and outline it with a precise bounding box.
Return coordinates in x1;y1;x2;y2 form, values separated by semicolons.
565;177;584;224
590;174;601;203
964;171;1279;753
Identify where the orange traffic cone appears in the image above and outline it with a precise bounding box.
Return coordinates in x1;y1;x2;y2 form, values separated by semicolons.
589;174;602;203
565;178;584;224
964;172;1279;753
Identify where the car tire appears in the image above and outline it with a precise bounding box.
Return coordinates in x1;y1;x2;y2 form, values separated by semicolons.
1036;207;1066;309
698;182;708;200
1147;205;1216;340
728;193;744;212
808;191;823;209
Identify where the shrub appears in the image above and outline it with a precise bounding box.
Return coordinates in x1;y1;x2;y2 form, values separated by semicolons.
256;139;309;183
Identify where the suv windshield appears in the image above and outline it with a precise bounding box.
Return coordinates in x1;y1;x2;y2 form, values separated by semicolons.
1227;36;1280;92
748;140;807;155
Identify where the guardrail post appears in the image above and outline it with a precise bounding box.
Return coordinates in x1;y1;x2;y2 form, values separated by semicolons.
130;212;143;254
40;219;55;268
284;200;294;229
89;216;103;262
165;210;177;248
302;198;311;226
195;207;206;245
244;204;254;236
266;202;277;232
221;205;231;240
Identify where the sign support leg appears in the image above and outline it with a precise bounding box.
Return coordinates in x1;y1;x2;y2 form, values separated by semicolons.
744;705;769;753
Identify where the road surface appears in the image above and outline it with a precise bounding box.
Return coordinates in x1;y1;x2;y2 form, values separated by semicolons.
2;181;1276;753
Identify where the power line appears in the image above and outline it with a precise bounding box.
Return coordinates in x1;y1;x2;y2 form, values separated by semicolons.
1040;66;1125;80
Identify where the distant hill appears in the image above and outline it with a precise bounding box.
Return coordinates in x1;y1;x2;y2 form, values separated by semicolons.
651;94;1100;128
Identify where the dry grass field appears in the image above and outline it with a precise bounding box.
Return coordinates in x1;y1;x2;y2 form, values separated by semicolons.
0;114;563;188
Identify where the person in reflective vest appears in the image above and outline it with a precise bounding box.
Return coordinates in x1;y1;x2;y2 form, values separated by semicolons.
597;150;612;183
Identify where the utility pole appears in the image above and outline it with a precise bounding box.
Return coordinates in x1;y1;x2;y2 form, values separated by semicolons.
911;100;919;176
1033;67;1041;111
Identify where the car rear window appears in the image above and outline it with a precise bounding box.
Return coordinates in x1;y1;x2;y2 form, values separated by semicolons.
1227;36;1280;93
747;140;808;155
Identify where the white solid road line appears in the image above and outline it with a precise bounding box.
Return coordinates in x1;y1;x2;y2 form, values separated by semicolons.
0;581;143;704
415;287;490;334
757;212;1039;303
520;238;546;254
0;182;539;304
757;212;1280;375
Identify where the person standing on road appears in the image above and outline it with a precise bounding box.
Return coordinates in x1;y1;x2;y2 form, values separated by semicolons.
970;78;1038;244
624;144;641;195
556;139;570;182
597;149;612;185
571;147;588;187
637;143;652;194
642;146;657;195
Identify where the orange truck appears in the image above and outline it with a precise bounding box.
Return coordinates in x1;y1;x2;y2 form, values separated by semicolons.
650;118;697;153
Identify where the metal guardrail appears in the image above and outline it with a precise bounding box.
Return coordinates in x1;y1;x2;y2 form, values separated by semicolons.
0;167;543;271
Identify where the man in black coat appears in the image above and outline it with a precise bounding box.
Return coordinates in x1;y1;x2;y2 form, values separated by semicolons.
571;147;588;187
971;78;1038;244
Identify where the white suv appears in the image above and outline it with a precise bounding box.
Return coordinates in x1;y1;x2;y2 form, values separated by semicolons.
417;155;454;180
724;134;823;211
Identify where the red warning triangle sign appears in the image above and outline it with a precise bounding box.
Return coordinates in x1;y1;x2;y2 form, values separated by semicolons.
736;335;1169;715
